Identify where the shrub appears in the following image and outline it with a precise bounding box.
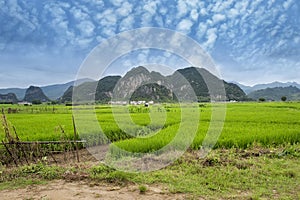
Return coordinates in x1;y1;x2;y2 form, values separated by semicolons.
281;96;287;101
139;185;147;194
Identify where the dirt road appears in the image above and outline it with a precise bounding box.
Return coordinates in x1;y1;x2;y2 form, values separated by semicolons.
0;180;188;200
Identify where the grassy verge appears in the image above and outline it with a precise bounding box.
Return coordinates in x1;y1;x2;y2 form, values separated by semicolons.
1;144;299;199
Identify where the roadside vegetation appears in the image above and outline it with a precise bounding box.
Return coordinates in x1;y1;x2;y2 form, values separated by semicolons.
0;102;299;199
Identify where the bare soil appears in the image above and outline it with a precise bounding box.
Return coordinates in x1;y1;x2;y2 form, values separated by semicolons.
0;180;188;200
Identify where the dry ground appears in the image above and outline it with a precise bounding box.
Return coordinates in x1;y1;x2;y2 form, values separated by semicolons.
0;180;188;200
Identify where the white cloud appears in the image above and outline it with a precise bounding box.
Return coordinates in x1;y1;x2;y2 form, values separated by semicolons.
199;8;208;16
77;21;95;37
110;0;123;7
294;37;300;44
101;27;116;37
212;14;226;24
196;22;208;38
216;0;234;12
177;0;188;18
283;0;293;10
143;1;158;15
278;14;287;25
227;8;239;18
235;1;249;14
211;1;222;13
190;9;198;21
219;23;228;32
0;0;39;32
177;19;193;33
57;2;71;9
85;0;104;7
97;9;117;26
137;51;149;64
117;2;133;17
249;0;263;12
154;15;164;27
119;15;134;31
267;0;276;9
159;7;167;15
204;28;218;49
96;35;104;43
141;13;153;26
70;7;89;20
185;0;198;8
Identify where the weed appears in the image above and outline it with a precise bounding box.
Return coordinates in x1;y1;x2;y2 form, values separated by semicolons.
139;185;147;194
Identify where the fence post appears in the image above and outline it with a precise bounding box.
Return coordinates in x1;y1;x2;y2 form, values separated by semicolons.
72;115;80;162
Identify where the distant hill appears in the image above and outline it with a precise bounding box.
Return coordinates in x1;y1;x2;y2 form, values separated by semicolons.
248;86;300;101
0;93;18;104
41;78;94;100
130;83;176;102
62;66;248;103
171;67;247;102
24;86;50;103
0;88;26;100
0;78;94;100
60;81;98;103
95;76;122;103
234;81;300;94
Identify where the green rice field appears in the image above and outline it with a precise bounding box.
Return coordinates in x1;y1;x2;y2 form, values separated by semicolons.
1;102;299;152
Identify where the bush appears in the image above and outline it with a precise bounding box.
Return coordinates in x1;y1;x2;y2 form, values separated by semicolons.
139;185;147;194
281;96;287;101
32;100;42;105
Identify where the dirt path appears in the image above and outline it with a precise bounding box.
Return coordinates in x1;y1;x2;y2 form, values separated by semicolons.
0;180;188;200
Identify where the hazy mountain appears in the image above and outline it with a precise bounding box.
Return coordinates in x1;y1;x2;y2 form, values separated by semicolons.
0;78;94;100
248;86;300;101
0;88;26;100
41;78;94;100
233;81;300;94
60;81;98;103
171;67;247;101
0;93;18;104
62;66;247;103
113;66;170;100
130;83;176;102
95;76;122;103
24;86;50;103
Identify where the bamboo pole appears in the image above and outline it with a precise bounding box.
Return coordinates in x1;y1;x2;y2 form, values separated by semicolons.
72;115;80;162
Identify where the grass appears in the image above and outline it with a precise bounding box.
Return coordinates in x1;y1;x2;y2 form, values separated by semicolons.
1;102;300;150
1;144;299;199
0;102;299;199
138;185;147;194
89;144;300;199
0;178;47;190
1;102;300;199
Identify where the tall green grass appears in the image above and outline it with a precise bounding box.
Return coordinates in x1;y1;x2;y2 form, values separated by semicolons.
1;102;299;152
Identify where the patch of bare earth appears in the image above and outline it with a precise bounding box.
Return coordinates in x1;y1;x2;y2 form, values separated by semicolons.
0;180;188;200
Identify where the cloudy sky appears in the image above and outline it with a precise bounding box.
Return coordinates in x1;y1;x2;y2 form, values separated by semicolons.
0;0;299;88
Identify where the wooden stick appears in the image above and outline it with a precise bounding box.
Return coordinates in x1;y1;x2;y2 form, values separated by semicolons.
13;126;29;165
72;115;80;162
2;140;18;167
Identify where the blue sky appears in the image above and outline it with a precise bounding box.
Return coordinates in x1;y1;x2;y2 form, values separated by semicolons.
0;0;299;88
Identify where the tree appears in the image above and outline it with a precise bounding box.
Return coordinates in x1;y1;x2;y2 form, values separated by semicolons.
259;97;266;102
281;96;287;102
32;100;42;105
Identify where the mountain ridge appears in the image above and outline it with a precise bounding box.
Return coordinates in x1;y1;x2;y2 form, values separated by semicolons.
232;81;300;94
24;86;50;103
0;78;94;100
62;66;248;103
248;86;300;101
